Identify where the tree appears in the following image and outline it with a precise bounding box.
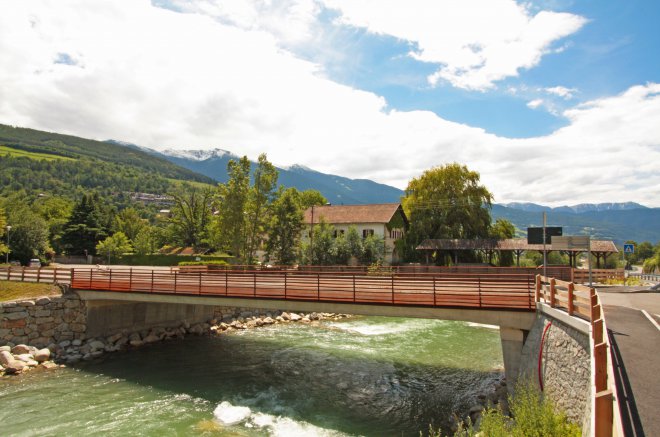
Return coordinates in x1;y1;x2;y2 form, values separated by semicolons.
96;232;132;264
244;154;278;264
360;234;385;264
299;190;327;210
303;220;335;265
4;203;50;264
33;196;73;255
168;188;213;248
346;225;363;261
132;225;161;256
210;156;251;259
60;193;109;255
266;188;305;265
332;233;351;265
114;207;147;243
401;163;493;264
490;218;516;266
0;207;9;260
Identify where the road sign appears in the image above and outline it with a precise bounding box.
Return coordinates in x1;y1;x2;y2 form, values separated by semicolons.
624;244;635;254
527;227;562;244
551;236;590;250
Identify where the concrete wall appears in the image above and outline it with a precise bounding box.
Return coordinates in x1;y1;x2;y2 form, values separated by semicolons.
85;300;215;338
519;307;591;429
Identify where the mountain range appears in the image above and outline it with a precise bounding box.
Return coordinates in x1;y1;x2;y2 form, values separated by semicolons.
148;147;659;244
0;123;657;244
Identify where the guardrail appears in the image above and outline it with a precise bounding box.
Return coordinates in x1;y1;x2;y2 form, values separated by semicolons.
70;268;537;310
0;267;72;284
536;275;622;437
628;272;660;282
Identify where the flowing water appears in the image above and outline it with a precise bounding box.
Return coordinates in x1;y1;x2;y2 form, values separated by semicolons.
0;317;503;436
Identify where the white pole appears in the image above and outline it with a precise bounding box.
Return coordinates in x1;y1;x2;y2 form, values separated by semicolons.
543;212;547;279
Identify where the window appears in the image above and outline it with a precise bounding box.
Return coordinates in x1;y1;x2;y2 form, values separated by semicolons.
362;229;374;238
389;229;403;239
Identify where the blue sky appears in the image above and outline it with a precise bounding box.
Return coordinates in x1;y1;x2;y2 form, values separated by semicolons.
0;0;659;206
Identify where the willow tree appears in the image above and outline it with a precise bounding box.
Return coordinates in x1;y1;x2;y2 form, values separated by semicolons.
401;163;493;263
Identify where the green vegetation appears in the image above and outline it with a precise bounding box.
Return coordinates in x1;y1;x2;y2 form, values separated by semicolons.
0;123;214;200
0;144;76;161
400;163;494;264
178;260;229;267
96;232;132;263
424;381;581;437
0;280;61;302
117;254;231;266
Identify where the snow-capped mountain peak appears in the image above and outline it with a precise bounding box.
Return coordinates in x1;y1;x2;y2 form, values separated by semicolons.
159;148;235;161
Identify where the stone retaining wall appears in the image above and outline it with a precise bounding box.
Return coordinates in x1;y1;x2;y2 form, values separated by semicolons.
519;312;591;429
1;291;284;349
0;293;87;348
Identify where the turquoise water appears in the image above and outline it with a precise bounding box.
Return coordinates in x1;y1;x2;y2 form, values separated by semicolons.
0;317;503;436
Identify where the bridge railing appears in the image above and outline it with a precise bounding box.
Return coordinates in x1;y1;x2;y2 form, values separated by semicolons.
536;275;621;437
70;268;537;310
0;266;72;284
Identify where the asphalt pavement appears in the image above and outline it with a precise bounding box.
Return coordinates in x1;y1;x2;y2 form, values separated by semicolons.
598;286;660;437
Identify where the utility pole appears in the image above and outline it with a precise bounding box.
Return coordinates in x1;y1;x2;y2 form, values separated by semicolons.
543;212;547;279
309;205;314;264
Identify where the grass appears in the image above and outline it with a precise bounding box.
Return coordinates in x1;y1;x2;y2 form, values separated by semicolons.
0;144;76;161
424;380;581;437
166;178;216;190
0;280;62;302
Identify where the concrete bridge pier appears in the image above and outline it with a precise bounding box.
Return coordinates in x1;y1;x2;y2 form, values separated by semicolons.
500;327;528;392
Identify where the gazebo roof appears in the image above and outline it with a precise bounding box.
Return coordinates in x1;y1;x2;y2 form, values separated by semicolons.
416;238;618;253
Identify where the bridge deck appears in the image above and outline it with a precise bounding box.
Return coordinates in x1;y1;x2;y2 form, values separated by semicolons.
71;269;536;311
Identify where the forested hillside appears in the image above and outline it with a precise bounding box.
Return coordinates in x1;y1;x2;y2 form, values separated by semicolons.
0;124;214;199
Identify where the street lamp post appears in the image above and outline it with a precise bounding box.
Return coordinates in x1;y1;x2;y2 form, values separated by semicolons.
5;225;11;265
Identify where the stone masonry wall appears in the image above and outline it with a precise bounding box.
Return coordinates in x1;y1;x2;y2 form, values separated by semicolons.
0;293;87;348
519;313;591;428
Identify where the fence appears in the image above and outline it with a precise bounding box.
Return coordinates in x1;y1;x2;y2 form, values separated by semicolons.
536;275;621;437
0;267;72;284
572;269;624;284
69;268;537;310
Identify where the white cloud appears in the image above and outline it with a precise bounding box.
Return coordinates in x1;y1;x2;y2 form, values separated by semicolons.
527;99;544;109
545;86;577;99
321;0;587;90
0;1;658;206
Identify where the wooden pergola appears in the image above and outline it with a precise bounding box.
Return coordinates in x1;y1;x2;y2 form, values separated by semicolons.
416;238;618;267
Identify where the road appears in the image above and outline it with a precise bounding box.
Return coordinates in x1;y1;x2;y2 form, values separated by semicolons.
598;287;660;437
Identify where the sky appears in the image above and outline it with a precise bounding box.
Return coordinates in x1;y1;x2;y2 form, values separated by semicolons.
0;0;659;206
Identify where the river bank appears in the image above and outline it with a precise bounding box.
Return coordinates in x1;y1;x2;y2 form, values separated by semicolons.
0;312;504;436
0;302;351;376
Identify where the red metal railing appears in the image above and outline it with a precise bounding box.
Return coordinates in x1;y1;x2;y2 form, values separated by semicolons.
70;268;536;310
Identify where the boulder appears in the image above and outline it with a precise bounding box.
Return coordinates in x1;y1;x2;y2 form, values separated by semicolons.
289;313;301;322
11;344;31;355
89;340;105;351
34;348;51;363
4;360;27;374
72;339;82;347
35;297;51;305
129;333;141;342
129;339;144;348
107;333;124;344
0;345;11;353
143;334;160;344
0;350;14;366
40;362;58;370
301;317;311;323
59;340;72;348
262;317;275;325
281;312;291;321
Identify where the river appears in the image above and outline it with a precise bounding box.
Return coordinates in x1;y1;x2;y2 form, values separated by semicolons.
0;316;503;436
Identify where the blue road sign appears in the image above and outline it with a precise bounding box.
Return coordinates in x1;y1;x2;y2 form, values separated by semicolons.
624;244;635;254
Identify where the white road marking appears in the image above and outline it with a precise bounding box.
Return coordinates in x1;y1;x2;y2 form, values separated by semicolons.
641;310;660;332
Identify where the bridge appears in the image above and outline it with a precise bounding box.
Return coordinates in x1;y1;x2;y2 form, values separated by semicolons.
1;265;620;435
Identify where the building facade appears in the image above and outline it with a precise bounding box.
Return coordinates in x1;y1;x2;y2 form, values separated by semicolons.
303;203;408;265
